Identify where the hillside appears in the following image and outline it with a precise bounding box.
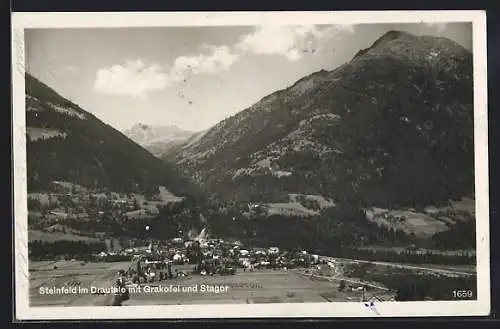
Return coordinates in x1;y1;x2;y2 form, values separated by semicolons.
25;73;200;198
164;31;474;211
123;123;194;157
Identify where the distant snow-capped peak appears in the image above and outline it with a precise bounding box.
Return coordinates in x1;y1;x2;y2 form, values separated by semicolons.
124;123;194;146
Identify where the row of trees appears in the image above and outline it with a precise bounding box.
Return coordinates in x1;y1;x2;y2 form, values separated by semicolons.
338;248;475;266
376;274;476;301
29;240;106;260
209;205;414;249
432;218;476;250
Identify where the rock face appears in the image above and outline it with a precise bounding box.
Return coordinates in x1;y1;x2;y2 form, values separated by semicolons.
165;30;474;208
123;124;194;157
25;73;199;197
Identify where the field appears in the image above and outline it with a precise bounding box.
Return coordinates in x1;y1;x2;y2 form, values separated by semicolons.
29;260;131;306
28;255;476;306
364;197;476;238
265;202;318;217
26;127;67;141
121;269;372;305
28;261;392;306
125;267;397;305
260;193;336;217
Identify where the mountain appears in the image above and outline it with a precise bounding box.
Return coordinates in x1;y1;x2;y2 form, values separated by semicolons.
25;73;200;198
123;123;195;157
164;31;474;211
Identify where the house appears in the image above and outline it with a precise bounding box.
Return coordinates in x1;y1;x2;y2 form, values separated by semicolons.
268;247;280;254
78;210;89;217
50;181;73;194
172;237;183;244
48;210;69;221
123;209;150;220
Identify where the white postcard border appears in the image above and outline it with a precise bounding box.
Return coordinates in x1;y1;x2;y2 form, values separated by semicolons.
11;10;490;320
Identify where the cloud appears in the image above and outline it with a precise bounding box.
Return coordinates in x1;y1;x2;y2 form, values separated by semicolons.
424;22;448;32
164;25;347;84
62;65;79;74
164;25;345;84
235;25;351;61
337;24;355;33
93;59;168;98
93;25;348;96
169;45;239;81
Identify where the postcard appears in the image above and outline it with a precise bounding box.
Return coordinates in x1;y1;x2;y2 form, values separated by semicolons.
11;10;489;320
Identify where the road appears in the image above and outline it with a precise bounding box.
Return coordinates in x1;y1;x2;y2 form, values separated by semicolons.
325;257;476;277
294;270;390;291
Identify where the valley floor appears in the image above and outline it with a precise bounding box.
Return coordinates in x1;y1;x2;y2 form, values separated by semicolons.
28;257;475;307
29;260;130;306
29;261;389;306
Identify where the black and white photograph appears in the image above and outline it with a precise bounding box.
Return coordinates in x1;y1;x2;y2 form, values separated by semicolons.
12;11;489;320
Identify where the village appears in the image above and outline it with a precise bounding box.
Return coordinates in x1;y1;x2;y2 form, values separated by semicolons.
30;221;401;306
86;232;400;306
25;181;389;305
26;181;476;306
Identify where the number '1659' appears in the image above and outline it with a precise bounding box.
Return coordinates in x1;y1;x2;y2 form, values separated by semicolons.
452;290;473;298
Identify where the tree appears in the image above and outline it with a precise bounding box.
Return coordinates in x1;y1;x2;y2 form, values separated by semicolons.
339;280;346;292
27;197;42;210
133;199;140;210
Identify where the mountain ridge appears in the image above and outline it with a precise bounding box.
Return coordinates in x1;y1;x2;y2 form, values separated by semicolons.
25;73;201;198
123;123;195;157
163;30;474;210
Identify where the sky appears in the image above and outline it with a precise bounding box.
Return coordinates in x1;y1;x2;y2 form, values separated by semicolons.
25;22;472;132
